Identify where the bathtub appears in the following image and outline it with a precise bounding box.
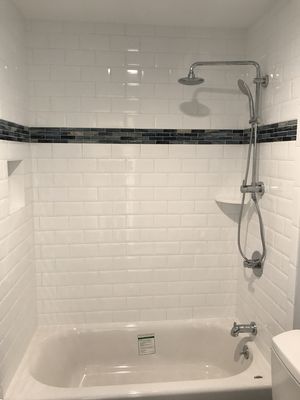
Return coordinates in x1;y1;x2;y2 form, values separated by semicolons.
6;319;271;400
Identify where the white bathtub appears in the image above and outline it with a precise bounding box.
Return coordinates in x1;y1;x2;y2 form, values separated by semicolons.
6;319;271;400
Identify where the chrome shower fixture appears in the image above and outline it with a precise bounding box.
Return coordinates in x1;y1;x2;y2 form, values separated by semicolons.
237;79;255;123
178;60;269;270
178;60;268;121
178;70;205;85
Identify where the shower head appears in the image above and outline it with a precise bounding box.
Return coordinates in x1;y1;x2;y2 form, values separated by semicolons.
178;70;205;86
237;79;256;123
238;79;252;97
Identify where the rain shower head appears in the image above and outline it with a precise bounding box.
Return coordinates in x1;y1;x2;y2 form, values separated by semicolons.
178;70;204;86
237;79;255;123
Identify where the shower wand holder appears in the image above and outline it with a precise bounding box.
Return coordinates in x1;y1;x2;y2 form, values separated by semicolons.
240;181;265;196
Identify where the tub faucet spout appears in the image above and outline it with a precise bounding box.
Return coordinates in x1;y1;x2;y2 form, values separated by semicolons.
231;321;257;337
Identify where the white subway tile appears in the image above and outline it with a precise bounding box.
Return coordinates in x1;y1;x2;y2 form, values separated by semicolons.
81;66;110;82
96;82;125;97
28;65;50;81
82;144;111;159
110;36;140;52
68;158;97;171
65;82;96;97
32;49;64;65
66;113;97;128
34;81;65;97
68;188;98;201
126;53;155;67
69;216;98;229
79;34;110;50
125;114;155;128
111;144;140;158
51;97;80;112
96;113;125;128
53;144;82;158
111;98;140;113
65;49;96;65
48;33;79;49
81;97;110;113
95;23;125;35
50;66;81;81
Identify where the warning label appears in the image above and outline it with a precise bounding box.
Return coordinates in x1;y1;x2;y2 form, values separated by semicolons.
137;334;156;355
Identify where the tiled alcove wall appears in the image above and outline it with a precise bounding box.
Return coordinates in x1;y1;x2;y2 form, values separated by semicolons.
2;0;300;393
33;142;242;325
26;20;248;129
237;0;300;360
0;0;35;393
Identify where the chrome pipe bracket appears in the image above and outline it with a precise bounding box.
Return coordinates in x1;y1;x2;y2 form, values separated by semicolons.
240;181;265;196
253;75;269;88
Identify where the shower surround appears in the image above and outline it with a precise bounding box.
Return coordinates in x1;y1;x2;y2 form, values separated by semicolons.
33;142;240;325
1;0;300;395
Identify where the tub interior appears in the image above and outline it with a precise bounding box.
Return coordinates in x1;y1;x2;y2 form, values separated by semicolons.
29;324;252;388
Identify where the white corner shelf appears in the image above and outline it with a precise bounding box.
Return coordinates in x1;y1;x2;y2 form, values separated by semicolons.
7;160;25;214
215;195;245;206
215;195;250;221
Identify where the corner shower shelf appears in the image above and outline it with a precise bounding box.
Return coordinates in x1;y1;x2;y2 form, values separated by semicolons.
215;195;244;206
215;195;249;221
7;160;25;214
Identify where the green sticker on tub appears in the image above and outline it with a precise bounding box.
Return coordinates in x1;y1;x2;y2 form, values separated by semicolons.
138;334;156;355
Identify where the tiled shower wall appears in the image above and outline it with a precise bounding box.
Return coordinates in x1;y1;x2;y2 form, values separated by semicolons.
237;0;300;361
0;0;35;393
0;0;27;125
237;141;296;360
0;141;35;392
26;21;248;129
33;143;244;324
247;0;300;126
0;2;299;391
25;20;251;328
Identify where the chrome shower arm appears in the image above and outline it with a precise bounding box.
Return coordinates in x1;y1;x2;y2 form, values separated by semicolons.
188;60;263;79
187;60;268;122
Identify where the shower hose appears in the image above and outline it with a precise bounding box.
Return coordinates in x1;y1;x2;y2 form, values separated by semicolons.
237;123;266;268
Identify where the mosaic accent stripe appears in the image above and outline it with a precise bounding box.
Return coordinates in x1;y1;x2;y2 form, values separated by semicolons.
0;119;297;144
257;119;297;143
28;120;298;144
29;127;248;144
0;120;29;142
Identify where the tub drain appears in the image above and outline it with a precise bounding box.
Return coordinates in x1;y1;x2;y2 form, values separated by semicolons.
254;375;263;379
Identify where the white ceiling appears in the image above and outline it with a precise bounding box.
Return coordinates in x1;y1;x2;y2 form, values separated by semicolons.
13;0;280;29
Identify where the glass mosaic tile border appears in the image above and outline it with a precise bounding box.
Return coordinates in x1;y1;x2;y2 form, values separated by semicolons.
0;119;297;144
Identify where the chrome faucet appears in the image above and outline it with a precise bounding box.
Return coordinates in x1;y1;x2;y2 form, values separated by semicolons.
231;321;257;337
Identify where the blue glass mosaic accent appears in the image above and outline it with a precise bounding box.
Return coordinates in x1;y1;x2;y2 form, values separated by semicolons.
0;120;29;142
28;127;248;144
0;119;297;144
258;120;297;143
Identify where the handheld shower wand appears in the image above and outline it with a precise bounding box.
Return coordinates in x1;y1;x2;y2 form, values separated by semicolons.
236;79;266;269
